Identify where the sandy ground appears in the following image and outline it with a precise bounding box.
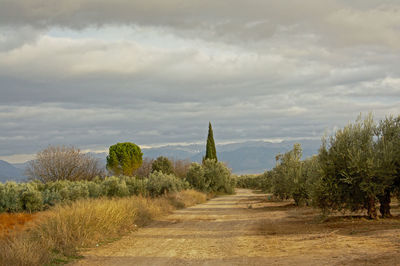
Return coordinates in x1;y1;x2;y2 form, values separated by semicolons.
73;189;400;266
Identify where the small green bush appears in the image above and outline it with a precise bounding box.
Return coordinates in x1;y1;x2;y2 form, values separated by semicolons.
19;183;43;212
102;176;130;197
186;160;234;194
3;182;23;212
147;171;186;196
186;163;207;191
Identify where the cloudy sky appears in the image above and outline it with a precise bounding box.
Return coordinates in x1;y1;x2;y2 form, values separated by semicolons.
1;0;400;162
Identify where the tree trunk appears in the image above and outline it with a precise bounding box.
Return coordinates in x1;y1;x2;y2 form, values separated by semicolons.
367;196;378;219
379;189;392;218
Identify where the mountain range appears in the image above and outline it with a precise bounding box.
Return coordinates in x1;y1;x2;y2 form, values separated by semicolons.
0;139;322;182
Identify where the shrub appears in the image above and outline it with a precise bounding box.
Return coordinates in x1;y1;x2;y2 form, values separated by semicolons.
3;182;23;212
68;182;89;201
124;176;148;196
19;184;43;212
26;145;105;182
147;171;186;197
186;163;207;191
101;177;130;198
151;156;174;175
187;160;234;194
203;159;234;193
87;182;103;198
0;184;5;213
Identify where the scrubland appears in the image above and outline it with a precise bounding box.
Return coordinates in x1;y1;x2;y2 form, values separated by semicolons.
0;190;206;266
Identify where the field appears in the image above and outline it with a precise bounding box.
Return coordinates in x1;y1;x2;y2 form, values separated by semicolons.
73;189;400;265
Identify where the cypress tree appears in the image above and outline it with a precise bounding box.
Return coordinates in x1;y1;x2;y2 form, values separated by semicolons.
205;122;217;161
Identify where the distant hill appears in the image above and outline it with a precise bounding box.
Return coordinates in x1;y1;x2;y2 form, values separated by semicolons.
77;140;322;174
144;140;321;174
2;139;322;181
0;160;27;183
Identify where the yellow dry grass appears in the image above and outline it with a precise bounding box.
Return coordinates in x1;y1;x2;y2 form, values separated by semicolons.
0;190;207;266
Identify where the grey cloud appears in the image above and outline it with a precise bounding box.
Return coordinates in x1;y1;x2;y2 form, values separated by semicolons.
0;1;400;159
1;1;400;49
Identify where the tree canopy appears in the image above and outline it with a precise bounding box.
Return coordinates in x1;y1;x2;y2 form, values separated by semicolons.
106;142;143;176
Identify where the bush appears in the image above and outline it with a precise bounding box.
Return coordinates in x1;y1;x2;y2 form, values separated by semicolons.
0;184;6;213
203;159;234;193
3;182;23;212
147;171;187;197
87;182;103;198
234;174;271;191
151;156;174;175
124;176;148;196
19;184;43;212
0;174;196;213
26;145;105;182
187;160;234;194
102;177;130;198
186;163;206;191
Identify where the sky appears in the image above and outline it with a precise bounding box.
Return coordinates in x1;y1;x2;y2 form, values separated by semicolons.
0;0;400;163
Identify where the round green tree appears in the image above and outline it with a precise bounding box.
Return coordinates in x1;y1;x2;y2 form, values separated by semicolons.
106;142;143;176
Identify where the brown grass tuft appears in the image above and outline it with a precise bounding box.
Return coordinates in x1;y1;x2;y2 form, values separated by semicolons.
0;213;36;237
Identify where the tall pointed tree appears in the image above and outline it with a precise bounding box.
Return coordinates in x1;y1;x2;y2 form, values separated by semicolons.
205;122;217;161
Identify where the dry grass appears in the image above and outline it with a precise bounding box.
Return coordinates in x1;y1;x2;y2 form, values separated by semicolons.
0;190;207;266
0;213;36;237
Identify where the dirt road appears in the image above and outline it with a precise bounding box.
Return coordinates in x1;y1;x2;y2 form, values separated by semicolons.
74;189;400;266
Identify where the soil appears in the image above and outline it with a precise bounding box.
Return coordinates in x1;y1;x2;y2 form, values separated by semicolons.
73;189;400;266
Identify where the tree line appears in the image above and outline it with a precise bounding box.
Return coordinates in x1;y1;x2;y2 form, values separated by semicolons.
237;114;400;219
0;122;235;213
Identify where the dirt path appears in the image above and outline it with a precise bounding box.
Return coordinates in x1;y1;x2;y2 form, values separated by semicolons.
73;189;400;266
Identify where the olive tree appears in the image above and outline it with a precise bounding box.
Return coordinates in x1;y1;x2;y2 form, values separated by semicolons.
374;116;400;217
316;115;384;219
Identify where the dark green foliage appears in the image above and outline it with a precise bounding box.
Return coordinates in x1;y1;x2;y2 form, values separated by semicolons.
151;156;174;174
107;142;143;176
204;122;217;161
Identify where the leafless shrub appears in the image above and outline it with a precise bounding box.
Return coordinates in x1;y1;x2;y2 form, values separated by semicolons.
171;158;191;179
134;157;154;178
26;146;105;182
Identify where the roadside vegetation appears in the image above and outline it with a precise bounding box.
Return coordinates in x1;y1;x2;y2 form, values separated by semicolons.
0;122;236;265
0;190;206;265
235;114;400;219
